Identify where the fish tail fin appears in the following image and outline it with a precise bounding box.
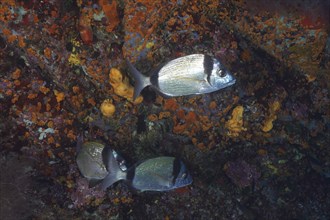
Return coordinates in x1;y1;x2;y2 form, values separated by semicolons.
100;171;124;190
126;58;150;100
100;148;126;190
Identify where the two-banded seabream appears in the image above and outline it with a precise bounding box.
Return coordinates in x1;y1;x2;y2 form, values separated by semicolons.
126;54;236;100
101;149;192;192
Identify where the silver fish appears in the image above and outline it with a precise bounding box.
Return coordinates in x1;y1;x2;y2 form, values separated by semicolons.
101;151;192;192
126;54;236;100
76;141;127;186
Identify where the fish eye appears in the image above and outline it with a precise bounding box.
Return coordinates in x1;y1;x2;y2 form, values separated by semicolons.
217;69;227;77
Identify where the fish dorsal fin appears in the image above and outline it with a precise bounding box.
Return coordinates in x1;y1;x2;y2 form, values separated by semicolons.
100;148;126;190
126;59;150;100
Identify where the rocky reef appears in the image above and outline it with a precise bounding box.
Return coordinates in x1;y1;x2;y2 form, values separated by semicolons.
1;0;329;219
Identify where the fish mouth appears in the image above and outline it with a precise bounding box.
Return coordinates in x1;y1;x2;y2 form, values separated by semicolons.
221;78;236;87
222;78;236;89
229;78;236;85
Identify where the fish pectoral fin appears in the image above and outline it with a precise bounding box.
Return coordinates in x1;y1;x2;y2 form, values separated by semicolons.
172;76;202;81
149;172;173;187
171;76;206;84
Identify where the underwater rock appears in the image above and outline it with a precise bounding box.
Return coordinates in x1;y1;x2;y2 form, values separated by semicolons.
224;159;260;188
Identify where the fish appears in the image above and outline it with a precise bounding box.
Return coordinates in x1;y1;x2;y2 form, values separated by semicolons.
126;54;236;100
101;150;193;192
76;141;127;186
